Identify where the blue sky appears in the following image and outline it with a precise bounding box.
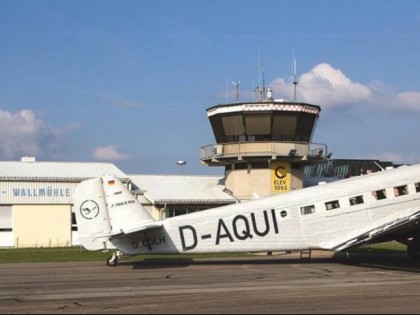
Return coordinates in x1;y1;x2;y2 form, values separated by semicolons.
1;0;420;175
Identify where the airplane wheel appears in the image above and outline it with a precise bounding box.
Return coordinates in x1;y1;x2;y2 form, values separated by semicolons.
407;245;420;261
106;256;118;267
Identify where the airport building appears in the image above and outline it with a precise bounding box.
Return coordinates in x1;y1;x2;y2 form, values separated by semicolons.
0;158;129;248
201;94;328;200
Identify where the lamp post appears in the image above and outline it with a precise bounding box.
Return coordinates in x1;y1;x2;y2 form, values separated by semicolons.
176;160;187;174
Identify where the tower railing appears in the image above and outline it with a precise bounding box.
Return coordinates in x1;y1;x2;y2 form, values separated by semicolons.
200;141;328;162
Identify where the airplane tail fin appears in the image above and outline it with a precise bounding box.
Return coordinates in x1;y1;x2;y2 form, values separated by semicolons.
74;175;155;250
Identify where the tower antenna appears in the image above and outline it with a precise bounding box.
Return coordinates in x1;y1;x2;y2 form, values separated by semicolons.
262;56;266;100
292;49;299;101
226;76;229;103
232;80;241;102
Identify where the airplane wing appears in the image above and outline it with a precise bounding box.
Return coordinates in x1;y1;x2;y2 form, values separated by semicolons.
332;210;420;252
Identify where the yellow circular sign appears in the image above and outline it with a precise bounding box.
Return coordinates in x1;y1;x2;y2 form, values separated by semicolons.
275;166;287;179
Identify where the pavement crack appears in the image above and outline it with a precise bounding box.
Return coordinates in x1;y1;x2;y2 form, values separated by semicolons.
57;305;69;310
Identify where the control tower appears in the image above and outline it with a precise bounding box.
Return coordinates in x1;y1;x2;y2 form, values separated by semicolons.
200;91;328;201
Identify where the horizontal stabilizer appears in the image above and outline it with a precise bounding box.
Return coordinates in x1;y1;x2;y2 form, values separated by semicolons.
107;222;163;237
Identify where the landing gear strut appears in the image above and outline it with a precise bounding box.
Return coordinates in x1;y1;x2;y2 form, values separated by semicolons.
107;250;122;267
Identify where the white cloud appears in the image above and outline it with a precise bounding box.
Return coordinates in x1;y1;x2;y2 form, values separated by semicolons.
270;63;420;112
92;145;131;161
395;92;420;111
0;109;62;160
366;81;420;112
271;63;372;108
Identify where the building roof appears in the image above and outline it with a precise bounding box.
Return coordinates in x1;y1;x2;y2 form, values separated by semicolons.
206;101;321;115
0;160;128;181
129;174;237;205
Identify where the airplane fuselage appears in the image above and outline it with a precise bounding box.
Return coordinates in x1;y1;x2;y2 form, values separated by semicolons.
109;165;420;256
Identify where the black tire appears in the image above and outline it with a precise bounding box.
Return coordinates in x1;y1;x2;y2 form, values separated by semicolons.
407;245;420;262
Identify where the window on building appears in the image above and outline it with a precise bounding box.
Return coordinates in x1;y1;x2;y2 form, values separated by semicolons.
349;195;364;206
325;200;340;211
244;114;271;136
222;115;244;137
168;207;199;218
300;205;315;215
372;189;387;200
168;209;186;217
415;183;420;193
394;185;408;197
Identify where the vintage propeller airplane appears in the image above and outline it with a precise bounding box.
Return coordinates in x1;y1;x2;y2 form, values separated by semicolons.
74;164;420;266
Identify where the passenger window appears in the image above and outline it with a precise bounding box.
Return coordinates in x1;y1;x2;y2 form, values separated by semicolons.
416;183;420;193
372;189;387;200
325;200;340;210
394;185;408;197
349;195;364;206
300;205;315;215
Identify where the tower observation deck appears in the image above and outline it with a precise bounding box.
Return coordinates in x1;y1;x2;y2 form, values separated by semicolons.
200;99;328;200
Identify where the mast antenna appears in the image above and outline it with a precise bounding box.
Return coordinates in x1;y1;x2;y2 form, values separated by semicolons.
257;47;266;101
262;56;266;100
292;49;299;101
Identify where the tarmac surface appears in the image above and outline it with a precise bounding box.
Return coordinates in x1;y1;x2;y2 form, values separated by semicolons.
0;251;420;314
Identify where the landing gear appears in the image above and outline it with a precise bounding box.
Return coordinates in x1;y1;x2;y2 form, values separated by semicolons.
106;250;122;267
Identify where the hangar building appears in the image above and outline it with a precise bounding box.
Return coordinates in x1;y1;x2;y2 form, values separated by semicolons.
0;158;129;248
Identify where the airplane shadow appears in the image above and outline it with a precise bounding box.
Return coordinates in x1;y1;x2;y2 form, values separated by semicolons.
121;254;336;270
120;252;420;273
333;251;420;273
